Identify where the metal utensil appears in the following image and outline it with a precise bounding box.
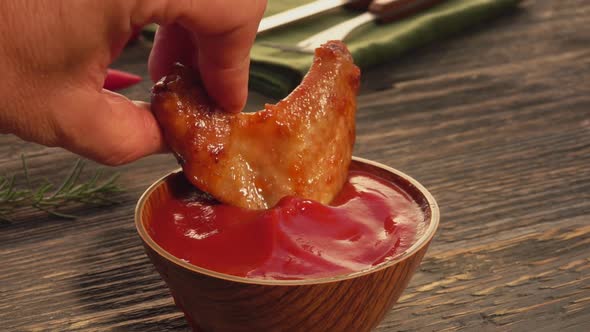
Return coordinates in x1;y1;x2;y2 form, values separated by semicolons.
262;0;446;53
258;0;371;34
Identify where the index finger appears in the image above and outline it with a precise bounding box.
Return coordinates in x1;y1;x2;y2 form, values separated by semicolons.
143;0;267;113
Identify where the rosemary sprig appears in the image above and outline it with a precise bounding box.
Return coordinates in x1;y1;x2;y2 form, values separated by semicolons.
0;156;124;222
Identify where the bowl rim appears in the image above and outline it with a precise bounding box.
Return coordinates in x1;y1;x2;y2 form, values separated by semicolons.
135;156;439;286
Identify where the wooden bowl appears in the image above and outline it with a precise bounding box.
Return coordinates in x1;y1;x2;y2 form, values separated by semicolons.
135;157;439;332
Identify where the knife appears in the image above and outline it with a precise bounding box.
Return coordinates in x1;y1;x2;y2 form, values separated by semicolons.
262;0;446;53
258;0;372;34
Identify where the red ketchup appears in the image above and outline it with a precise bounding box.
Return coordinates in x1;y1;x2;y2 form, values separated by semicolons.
150;171;426;280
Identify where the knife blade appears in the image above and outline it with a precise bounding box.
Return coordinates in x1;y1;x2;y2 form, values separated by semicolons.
258;0;371;34
261;0;446;53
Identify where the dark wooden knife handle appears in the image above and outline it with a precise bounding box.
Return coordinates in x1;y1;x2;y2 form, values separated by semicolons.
345;0;373;10
370;0;446;23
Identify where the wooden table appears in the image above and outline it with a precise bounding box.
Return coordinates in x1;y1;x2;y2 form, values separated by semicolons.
1;0;589;330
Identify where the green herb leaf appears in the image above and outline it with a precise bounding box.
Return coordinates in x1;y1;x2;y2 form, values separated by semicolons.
0;156;125;222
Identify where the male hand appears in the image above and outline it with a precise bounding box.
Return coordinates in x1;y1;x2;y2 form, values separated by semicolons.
0;0;266;165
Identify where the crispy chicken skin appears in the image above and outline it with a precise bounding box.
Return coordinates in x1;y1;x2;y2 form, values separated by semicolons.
151;41;360;209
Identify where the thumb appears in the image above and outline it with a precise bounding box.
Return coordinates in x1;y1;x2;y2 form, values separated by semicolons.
54;89;166;166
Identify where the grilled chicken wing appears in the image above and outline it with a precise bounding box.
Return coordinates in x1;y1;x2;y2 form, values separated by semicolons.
152;41;360;209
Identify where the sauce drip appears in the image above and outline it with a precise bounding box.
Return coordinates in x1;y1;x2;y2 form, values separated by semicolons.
150;171;425;280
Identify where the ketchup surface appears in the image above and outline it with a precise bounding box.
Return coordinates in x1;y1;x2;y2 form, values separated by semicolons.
149;171;426;280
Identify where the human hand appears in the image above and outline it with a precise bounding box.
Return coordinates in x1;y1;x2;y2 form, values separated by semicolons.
0;0;266;165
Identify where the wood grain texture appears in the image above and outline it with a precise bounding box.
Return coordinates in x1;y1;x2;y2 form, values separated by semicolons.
1;0;589;331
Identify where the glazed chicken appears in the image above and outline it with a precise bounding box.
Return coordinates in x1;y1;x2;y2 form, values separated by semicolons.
152;41;360;209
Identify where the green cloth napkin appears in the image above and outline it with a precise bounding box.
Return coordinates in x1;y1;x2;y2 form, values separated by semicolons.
251;0;520;98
